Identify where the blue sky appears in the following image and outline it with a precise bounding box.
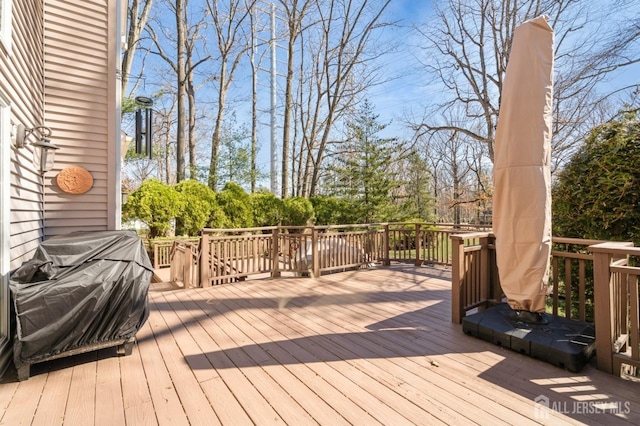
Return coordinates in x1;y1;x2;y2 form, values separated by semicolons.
133;1;638;187
365;1;436;141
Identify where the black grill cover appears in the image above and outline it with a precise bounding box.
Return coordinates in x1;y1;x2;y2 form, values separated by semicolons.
9;231;153;364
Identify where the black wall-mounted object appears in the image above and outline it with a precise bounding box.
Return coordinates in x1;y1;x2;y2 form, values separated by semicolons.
135;96;154;158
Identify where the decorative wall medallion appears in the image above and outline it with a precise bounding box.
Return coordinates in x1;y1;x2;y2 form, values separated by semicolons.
56;166;93;194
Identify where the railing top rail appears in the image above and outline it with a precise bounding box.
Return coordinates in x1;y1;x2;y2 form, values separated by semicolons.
173;239;199;248
553;237;608;246
313;223;385;230
202;226;277;234
589;241;638;255
450;231;493;240
611;264;640;275
199;222;492;235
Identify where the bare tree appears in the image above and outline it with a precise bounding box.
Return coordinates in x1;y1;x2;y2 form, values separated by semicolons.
277;0;314;198
184;21;212;180
147;0;211;182
122;0;154;96
247;8;261;193
289;0;392;196
205;0;257;191
413;0;640;171
415;103;493;224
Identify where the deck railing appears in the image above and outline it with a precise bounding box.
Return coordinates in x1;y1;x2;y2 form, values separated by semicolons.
199;226;277;286
169;239;199;288
165;222;484;287
450;232;500;324
549;237;606;322
450;233;640;377
590;242;640;376
152;237;199;269
450;234;606;323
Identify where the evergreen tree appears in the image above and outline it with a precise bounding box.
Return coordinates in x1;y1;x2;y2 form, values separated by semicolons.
217;114;262;191
553;109;640;244
326;100;399;223
394;150;436;221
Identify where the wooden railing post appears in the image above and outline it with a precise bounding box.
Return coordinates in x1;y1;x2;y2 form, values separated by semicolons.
184;244;192;289
589;242;633;374
451;234;465;324
311;226;320;278
383;224;390;266
592;244;615;374
414;223;423;267
271;227;281;278
199;232;210;287
153;242;159;270
479;235;488;306
169;241;177;283
489;234;501;301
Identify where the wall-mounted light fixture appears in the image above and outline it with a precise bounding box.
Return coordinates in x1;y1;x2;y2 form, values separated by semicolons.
121;190;129;206
13;124;60;173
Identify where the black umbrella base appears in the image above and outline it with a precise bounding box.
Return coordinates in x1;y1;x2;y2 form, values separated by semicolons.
462;303;595;372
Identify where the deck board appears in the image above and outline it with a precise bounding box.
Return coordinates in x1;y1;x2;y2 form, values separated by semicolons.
225;273;531;425
94;353;127;426
31;358;73;426
135;320;190;426
1;264;639;425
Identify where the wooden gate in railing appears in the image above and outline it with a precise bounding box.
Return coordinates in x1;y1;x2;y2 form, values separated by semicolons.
200;227;277;286
169;239;200;288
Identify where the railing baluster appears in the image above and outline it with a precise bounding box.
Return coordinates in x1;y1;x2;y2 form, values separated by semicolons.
579;259;586;321
565;257;572;319
631;275;639;361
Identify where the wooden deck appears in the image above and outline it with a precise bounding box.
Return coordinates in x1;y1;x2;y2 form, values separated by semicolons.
1;264;639;425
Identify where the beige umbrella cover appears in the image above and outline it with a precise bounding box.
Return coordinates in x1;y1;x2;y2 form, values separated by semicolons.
493;15;554;313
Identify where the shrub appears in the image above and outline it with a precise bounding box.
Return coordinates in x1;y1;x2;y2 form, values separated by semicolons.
174;180;220;236
123;179;182;238
250;191;284;227
216;182;254;228
281;197;315;226
309;195;358;225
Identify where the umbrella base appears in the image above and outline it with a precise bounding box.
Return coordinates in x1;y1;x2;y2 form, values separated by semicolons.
462;303;595;372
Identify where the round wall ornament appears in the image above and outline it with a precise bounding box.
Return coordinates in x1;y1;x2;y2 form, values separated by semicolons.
56;166;94;194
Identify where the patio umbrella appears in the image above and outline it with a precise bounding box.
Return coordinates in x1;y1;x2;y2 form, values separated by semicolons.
493;15;554;319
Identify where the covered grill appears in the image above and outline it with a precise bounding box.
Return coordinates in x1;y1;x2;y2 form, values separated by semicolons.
9;230;152;380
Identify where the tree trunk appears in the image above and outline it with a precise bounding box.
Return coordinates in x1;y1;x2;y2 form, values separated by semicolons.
175;0;187;182
121;0;153;96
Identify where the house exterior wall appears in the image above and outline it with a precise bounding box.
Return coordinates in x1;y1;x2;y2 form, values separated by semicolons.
43;0;121;237
1;0;46;380
5;1;46;271
0;0;121;378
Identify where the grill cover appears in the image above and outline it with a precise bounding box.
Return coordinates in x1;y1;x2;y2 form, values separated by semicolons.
10;231;152;364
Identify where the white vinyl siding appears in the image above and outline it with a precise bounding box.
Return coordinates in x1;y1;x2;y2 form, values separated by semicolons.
0;91;11;377
6;1;46;270
44;0;118;237
0;0;11;52
1;1;45;378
